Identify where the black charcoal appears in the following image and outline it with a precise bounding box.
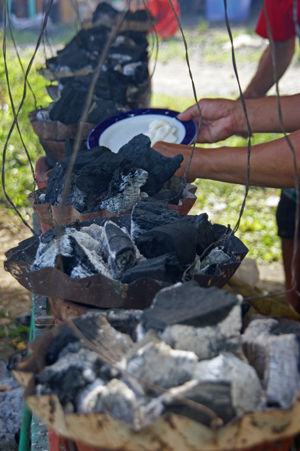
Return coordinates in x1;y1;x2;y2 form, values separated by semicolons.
141;281;239;331
101;221;138;279
135;220;197;265
121;253;183;284
164;380;235;426
130;198;182;239
119;134;183;195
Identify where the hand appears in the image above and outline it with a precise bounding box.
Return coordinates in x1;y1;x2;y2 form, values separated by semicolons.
178;98;243;143
153;141;197;183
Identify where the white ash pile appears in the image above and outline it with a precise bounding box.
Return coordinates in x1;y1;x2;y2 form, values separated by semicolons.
37;135;185;215
31;198;245;284
37;2;152;127
25;282;297;430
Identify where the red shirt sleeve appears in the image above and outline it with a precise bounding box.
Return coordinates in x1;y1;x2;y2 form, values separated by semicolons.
255;0;298;41
148;0;181;39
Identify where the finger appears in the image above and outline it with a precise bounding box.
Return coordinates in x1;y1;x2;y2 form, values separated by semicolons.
177;104;199;122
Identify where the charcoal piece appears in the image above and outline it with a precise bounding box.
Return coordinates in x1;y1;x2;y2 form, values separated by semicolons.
141;281;239;331
200;248;231;268
97;167;148;214
73;147;124;195
161;302;242;360
95;379;137;426
48;79;120;124
32;233;73;271
194;353;265;417
242;317;300;409
31;226;112;280
131;198;182;239
73;313;133;364
92;2;119;24
106;310;143;342
36;348;105;407
76;379;106;414
121;253;183;284
164;381;235;426
126;340;197;390
101;221;137;279
46;327;79;365
135;220;197;265
119;134;183;195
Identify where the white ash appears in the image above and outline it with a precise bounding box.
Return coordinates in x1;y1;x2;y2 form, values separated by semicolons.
32;225;112;280
199;248;231;271
32;233;73;270
80;223;104;241
38;192;46;203
126;340;198;390
160;303;242;360
97;168;148;214
123;61;143;76
36;108;50;121
95;379;137;426
194;353;265;416
243;318;300;409
76;379;106;414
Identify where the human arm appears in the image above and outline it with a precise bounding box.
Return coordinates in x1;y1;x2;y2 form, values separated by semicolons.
153;129;300;188
243;38;295;98
178;95;300;143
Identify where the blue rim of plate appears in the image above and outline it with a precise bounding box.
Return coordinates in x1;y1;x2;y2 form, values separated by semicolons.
87;108;197;149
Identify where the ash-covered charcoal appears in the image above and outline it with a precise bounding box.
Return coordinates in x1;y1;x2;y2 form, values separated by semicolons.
152;284;242;360
121;253;183;284
96;167;148;214
76;379;106;414
242;317;300;409
194;353;265;417
141;281;239;331
118;134;183;195
200;248;231;268
135;220;198;265
163;380;235;426
125;340;198;390
94;379;137;426
43;141;183;215
106;310;143;342
31;225;112;280
101;221;138;279
35;347;106;410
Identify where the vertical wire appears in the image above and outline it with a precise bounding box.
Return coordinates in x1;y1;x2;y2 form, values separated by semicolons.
1;0;54;233
262;0;300;296
223;0;252;235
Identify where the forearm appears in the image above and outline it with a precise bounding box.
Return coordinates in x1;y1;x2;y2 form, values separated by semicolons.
154;130;300;188
236;95;300;134
243;39;295;99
